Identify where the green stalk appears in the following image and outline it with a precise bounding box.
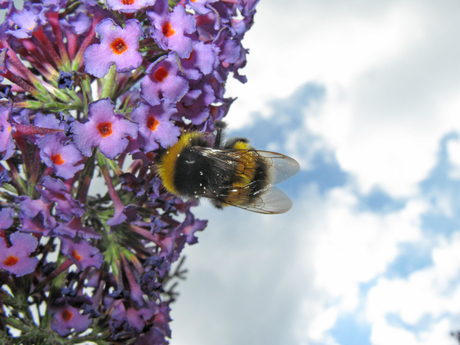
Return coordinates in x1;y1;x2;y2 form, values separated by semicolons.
100;64;117;100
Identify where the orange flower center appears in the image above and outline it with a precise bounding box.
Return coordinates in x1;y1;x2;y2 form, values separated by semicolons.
62;309;73;321
51;154;65;165
122;0;135;4
4;255;18;266
97;122;113;137
147;116;159;131
110;38;128;55
154;67;169;82
162;22;176;38
55;193;67;201
185;50;195;61
71;250;82;261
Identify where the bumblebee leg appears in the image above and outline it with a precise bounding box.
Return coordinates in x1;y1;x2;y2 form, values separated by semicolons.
210;198;225;209
214;121;227;149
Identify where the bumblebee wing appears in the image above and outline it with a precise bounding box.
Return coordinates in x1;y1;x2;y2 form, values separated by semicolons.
224;186;293;214
199;148;300;185
195;148;296;213
257;151;300;185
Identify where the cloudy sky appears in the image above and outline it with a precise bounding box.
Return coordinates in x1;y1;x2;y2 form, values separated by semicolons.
171;1;460;345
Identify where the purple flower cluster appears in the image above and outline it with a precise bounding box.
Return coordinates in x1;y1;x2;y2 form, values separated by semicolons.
0;0;259;343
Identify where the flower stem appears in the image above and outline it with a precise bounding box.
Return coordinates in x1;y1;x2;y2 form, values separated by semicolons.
100;64;117;100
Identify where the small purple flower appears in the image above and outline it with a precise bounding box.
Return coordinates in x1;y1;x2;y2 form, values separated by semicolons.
38;133;84;179
37;176;85;221
106;204;139;226
140;53;189;106
148;0;196;58
140;270;163;298
123;262;145;307
181;41;219;80
177;211;207;245
0;48;7;77
59;12;91;35
80;0;98;6
0;207;14;230
0;232;38;277
17;196;56;236
33;113;63;130
71;98;138;159
17;196;50;218
175;81;215;124
183;0;219;14
239;0;260;17
107;0;156;13
18;216;56;237
145;302;171;338
0;104;15;160
120;173;147;197
49;301;92;336
217;27;246;65
84;19;143;78
60;236;104;270
135;328;169;345
0;1;11;9
110;300;155;335
131;101;180;152
54;218;102;240
57;71;74;89
41;0;68;11
144;254;170;279
214;27;248;83
6;4;47;39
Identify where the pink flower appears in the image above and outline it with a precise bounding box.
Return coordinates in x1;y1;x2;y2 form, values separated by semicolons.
71;98;138;159
140;53;189;106
148;0;196;58
84;19;143;78
131;101;180;151
0;232;38;277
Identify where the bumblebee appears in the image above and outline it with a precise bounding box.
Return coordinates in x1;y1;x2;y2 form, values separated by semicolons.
156;122;300;214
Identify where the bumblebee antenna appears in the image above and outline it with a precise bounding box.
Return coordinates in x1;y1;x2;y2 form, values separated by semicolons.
214;121;227;148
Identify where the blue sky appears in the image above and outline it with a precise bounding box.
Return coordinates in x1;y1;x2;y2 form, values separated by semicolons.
171;1;460;345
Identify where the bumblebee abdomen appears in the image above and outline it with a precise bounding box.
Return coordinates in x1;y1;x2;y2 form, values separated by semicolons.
222;152;269;206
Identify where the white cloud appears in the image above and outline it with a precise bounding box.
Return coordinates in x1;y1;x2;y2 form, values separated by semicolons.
301;187;423;299
171;199;319;345
226;0;422;126
301;0;458;197
292;186;426;343
365;233;460;345
307;307;339;343
171;183;430;345
447;139;460;180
